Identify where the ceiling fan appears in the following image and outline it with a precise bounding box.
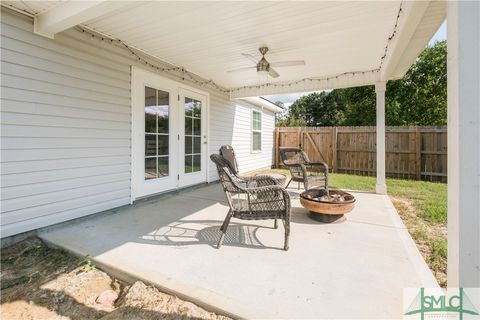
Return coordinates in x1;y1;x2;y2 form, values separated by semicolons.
227;46;305;78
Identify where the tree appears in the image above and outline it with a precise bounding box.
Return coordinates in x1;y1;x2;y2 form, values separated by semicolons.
387;40;447;125
279;40;447;126
275;101;307;127
285;91;345;126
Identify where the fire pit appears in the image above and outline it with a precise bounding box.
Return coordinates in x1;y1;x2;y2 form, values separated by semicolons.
300;188;355;223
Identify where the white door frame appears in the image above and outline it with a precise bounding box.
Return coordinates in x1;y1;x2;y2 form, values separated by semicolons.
130;66;210;202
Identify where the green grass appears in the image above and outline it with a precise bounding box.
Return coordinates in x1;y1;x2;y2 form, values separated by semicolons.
328;173;447;224
258;169;448;286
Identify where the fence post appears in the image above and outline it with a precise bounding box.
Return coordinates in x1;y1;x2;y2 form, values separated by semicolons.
415;126;422;180
331;127;337;172
297;127;302;149
275;127;280;168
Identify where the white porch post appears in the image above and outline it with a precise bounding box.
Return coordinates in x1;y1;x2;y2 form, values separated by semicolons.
375;82;387;195
447;1;480;287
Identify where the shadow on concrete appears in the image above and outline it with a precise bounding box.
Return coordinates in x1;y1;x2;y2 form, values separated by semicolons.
136;220;284;250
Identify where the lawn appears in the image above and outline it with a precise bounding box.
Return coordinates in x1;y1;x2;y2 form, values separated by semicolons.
261;169;448;287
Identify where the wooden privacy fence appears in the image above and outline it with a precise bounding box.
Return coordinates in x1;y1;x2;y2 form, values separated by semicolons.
274;126;447;182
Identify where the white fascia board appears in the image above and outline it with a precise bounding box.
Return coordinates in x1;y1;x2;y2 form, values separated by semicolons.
240;97;283;113
391;1;446;79
379;1;431;81
229;70;380;99
34;1;130;39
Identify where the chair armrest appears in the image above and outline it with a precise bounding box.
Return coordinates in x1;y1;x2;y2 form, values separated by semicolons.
244;185;291;215
235;174;280;187
308;162;329;173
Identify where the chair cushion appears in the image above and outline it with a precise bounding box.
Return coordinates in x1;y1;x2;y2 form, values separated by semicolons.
220;146;239;174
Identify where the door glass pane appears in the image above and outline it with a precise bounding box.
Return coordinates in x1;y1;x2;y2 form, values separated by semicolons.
145;134;156;156
184;96;202;174
144;86;169;180
193;119;201;135
158;135;169;156
185;136;192;154
192;100;201;118
185;117;192;135
145;107;157;133
158;156;169;177
157;106;169;134
193;155;201;172
145;87;156;106
145;158;156;180
185;156;192;173
193;137;201;154
185;98;194;117
145;87;157;133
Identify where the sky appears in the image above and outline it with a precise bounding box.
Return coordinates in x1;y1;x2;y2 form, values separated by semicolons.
264;21;447;108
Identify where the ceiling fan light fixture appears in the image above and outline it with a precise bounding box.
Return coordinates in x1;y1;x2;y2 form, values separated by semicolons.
257;69;269;82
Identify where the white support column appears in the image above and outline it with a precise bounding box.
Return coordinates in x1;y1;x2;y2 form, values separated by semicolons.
447;1;480;288
375;82;387;195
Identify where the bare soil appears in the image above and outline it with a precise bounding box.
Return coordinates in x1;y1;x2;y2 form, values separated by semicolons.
0;237;230;320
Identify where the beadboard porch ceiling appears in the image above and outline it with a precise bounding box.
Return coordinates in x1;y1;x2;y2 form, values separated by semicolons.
2;1;445;97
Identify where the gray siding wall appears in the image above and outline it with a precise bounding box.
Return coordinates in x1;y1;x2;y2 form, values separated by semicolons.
0;9;275;238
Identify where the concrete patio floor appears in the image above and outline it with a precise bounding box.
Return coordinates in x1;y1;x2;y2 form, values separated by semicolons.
39;183;438;319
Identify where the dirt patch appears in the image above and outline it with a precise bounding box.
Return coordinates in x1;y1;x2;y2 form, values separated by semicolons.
390;196;447;287
1;237;230;320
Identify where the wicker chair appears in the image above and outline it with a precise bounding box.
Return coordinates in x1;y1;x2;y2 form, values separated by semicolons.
219;145;284;187
280;147;329;190
210;153;291;250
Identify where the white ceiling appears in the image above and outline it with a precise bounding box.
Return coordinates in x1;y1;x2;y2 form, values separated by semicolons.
2;0;64;15
2;1;445;95
81;1;400;89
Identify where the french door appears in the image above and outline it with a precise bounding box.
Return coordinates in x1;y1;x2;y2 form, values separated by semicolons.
178;88;207;187
132;68;208;200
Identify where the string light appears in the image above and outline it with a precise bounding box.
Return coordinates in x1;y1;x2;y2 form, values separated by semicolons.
75;0;403;96
76;26;230;94
378;0;404;70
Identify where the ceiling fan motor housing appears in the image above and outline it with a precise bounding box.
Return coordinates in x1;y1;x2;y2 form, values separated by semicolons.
257;47;270;72
257;57;270;72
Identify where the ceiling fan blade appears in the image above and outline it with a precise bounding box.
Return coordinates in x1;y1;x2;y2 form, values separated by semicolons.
241;53;259;64
227;66;256;73
268;68;280;78
270;60;306;67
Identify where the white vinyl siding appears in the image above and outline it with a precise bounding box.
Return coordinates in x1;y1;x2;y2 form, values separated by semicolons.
0;10;132;237
207;97;275;180
0;9;275;237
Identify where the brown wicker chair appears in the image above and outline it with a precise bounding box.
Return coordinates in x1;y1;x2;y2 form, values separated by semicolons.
280;147;329;190
219;145;285;187
210;153;291;250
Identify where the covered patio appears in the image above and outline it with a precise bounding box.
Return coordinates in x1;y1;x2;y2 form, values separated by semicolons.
39;183;438;319
1;0;478;315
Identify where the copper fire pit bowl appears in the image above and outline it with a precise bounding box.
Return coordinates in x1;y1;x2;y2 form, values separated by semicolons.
300;188;356;223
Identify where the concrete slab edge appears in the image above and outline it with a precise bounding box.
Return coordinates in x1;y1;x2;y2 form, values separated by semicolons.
39;236;246;320
382;195;440;288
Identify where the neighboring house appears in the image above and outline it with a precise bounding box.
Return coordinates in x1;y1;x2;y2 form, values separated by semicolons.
0;8;281;238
